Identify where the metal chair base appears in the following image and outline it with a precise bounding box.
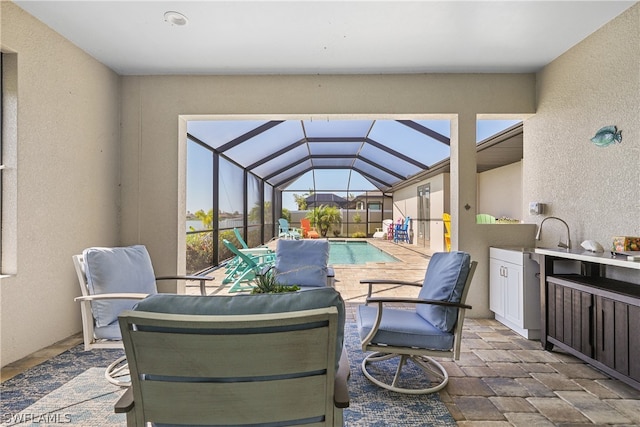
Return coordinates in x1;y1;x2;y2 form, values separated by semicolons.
105;355;131;387
361;352;449;395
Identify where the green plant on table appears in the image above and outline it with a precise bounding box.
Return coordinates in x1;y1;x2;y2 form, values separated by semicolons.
251;270;300;294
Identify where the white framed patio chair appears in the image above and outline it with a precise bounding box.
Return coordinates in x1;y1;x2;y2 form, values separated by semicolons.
357;251;477;394
73;245;213;386
115;288;349;426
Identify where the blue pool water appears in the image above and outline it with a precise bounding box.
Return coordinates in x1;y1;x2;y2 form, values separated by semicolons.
328;241;398;265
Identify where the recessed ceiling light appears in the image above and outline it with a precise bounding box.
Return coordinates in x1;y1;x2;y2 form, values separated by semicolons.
164;11;188;26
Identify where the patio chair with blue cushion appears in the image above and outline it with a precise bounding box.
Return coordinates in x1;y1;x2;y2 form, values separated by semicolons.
278;218;302;239
72;245;213;386
273;239;335;288
115;288;350;426
356;251;477;394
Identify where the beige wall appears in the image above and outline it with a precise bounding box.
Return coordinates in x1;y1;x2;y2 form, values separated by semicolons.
524;3;639;282
1;2;121;365
478;161;523;220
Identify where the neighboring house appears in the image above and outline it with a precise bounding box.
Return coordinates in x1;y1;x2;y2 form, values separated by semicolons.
305;193;348;209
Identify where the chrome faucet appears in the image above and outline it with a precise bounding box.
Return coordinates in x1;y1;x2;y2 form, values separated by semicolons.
536;216;571;250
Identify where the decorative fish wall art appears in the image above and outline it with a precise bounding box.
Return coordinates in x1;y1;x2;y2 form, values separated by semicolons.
590;125;622;147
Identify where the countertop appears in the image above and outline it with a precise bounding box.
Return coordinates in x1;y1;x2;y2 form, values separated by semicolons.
534;247;640;270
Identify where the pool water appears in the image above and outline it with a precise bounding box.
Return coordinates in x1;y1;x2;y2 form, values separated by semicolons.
328;241;398;265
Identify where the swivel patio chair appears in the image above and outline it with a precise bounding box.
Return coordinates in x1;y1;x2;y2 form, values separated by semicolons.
356;251;477;394
116;288;349;426
278;218;302;239
73;245;213;386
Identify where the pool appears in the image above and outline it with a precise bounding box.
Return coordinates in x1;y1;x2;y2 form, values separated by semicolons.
328;241;398;265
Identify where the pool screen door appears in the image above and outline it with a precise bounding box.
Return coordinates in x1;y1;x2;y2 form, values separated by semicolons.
417;184;430;247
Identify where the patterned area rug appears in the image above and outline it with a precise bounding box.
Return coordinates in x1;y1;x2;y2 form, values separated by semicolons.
1;324;455;426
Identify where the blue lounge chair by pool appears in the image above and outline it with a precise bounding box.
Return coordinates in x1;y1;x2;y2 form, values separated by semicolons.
222;239;274;292
393;216;411;243
278;218;301;240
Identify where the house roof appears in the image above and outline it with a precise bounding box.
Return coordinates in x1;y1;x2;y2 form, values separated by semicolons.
305;194;348;204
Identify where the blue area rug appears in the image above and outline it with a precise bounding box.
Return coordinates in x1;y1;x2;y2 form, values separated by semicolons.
1;324;455;426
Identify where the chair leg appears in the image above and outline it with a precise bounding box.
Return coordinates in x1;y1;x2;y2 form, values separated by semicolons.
105;355;131;387
361;352;449;395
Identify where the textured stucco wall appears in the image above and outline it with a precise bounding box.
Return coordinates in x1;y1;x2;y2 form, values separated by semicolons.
1;2;120;366
524;4;639;267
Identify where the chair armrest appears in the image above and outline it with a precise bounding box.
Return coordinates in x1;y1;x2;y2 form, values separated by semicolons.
114;387;134;413
359;279;422;287
359;279;422;298
334;347;350;408
366;296;472;310
74;293;148;302
156;275;214;296
155;275;213;282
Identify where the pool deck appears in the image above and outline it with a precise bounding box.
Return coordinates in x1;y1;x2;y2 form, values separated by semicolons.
187;238;435;309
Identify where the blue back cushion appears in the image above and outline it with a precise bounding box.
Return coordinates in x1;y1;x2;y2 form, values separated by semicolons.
416;251;471;333
134;287;345;365
83;245;157;327
275;239;329;287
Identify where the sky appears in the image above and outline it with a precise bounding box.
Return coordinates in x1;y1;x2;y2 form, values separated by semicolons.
186;119;521;214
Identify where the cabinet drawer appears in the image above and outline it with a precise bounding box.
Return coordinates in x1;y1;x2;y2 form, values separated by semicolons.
490;247;523;265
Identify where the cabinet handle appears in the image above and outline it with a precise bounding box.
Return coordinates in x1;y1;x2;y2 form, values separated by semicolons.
601;309;605;352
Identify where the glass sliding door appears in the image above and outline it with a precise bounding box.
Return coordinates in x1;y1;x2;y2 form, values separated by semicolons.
417;184;430;247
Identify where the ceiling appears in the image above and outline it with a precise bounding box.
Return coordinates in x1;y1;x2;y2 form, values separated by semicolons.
13;1;636;76
11;1;631;192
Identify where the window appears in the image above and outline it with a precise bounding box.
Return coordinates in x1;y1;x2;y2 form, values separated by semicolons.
1;52;17;275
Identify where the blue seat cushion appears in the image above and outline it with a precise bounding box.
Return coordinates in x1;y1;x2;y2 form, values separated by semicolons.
274;239;329;287
83;245;158;329
134;287;345;366
94;323;122;340
416;251;471;333
357;305;454;351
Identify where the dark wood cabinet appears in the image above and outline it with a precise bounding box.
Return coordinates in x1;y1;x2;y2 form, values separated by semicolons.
547;279;592;356
539;252;640;391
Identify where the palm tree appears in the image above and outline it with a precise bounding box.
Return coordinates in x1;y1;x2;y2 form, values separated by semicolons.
307;205;342;237
194;209;213;230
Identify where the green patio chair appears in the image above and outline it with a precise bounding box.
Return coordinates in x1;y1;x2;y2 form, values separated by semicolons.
222;239;275;292
476;214;496;224
225;228;274;273
278;218;302;240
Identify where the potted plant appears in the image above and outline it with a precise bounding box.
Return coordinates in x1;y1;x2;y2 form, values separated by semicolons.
251;270;300;294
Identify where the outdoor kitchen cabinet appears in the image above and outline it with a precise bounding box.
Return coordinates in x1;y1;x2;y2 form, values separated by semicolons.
537;248;640;390
489;247;540;339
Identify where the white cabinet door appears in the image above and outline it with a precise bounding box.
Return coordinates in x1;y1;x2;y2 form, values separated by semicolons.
489;258;505;317
503;260;523;326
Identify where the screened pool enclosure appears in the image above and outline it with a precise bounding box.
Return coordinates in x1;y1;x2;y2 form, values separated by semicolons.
184;118;455;273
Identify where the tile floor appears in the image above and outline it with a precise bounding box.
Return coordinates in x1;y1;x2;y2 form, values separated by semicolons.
3;239;640;426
